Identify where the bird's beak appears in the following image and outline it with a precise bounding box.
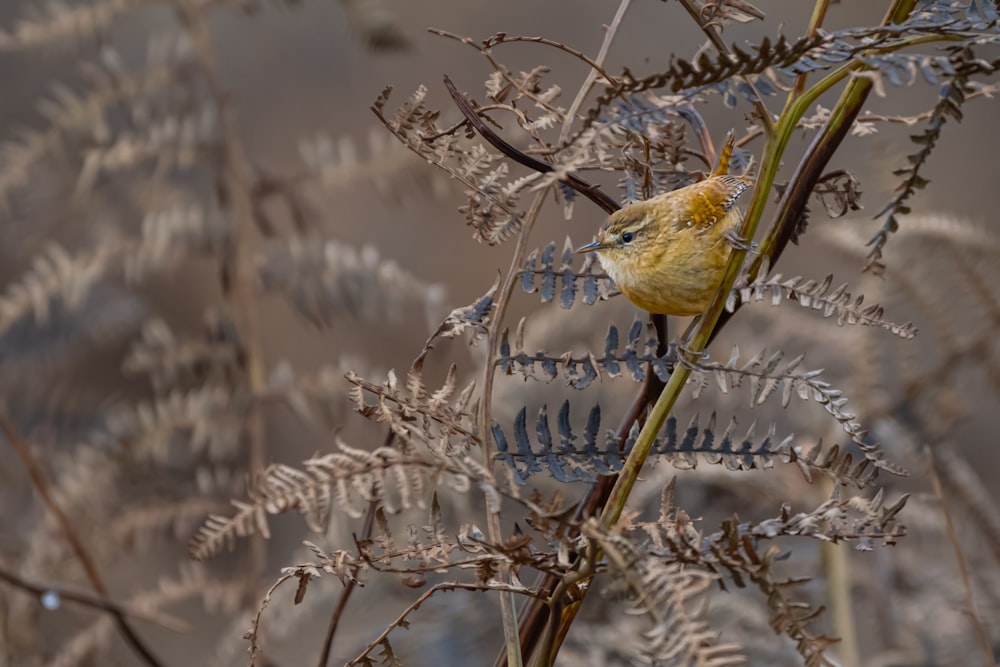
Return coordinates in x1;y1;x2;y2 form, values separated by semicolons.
576;239;605;254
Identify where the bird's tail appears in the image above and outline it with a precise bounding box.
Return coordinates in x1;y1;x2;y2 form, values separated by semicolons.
712;130;737;178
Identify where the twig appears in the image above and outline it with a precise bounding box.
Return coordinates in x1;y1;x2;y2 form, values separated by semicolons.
0;412;166;667
316;498;379;667
442;75;620;215
430;29;565;118
346;582;546;666
459;33;619;89
0;566;189;632
560;0;633;143
791;0;833;98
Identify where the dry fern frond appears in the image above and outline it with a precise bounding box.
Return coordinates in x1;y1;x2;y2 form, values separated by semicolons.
96;387;241;463
498;317;667;388
421;275;500;352
636;487;906;663
298;128;441;202
372;85;535;245
868;63;975;272
686;346;906;476
0;244;116;341
125;204;231;280
189;443;476;559
732;260;917;338
258;237;445;329
122;313;240;390
75;103;218;193
519;237;618;309
0;0;147;52
0;56;182;208
494;400;878;488
110;497;231;553
347;364;478;455
644;519;836;665
584;519;746;666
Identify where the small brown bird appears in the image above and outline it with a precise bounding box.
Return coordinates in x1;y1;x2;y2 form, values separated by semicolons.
576;133;753;316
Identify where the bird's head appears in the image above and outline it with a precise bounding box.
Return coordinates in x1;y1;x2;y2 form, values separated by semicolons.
575;201;656;263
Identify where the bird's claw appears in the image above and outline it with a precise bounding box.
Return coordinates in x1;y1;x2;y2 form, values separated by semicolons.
724;229;756;252
676;338;709;366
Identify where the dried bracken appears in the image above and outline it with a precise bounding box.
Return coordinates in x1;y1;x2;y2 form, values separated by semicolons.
3;1;1000;667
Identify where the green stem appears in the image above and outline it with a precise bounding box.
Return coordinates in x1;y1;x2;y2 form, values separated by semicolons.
599;60;853;527
790;0;832;99
600;0;924;527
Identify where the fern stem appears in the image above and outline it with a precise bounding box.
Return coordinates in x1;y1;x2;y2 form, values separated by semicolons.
180;0;269;606
0;564;187;631
790;0;832;98
346;582;547;666
316;499;378;667
559;0;633;144
480;190;548;667
926;445;996;667
822;477;861;667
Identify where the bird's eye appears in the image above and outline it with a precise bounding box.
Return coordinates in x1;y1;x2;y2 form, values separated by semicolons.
621;231;634;244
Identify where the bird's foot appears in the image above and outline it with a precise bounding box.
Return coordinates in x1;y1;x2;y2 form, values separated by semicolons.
676;338;709;366
724;229;757;252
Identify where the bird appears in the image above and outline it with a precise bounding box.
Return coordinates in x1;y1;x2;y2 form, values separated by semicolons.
576;132;753;316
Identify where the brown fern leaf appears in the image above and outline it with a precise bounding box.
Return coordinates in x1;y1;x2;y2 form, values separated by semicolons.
686;347;906;477
0;0;146;51
583;519;747;666
732;260;917;338
372;85;532;245
188;442;474;560
258;237;445;329
347;365;478;455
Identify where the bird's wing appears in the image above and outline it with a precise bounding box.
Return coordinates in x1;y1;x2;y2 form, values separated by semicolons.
676;176;752;231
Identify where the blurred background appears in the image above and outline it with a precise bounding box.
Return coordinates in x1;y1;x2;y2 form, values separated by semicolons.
1;1;999;665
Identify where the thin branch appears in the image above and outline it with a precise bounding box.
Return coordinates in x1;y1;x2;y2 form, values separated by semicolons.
346;582;546;666
791;0;832;98
316;498;378;667
0;566;188;632
442;75;620;215
0;412;166;667
464;33;619;89
560;0;633;143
